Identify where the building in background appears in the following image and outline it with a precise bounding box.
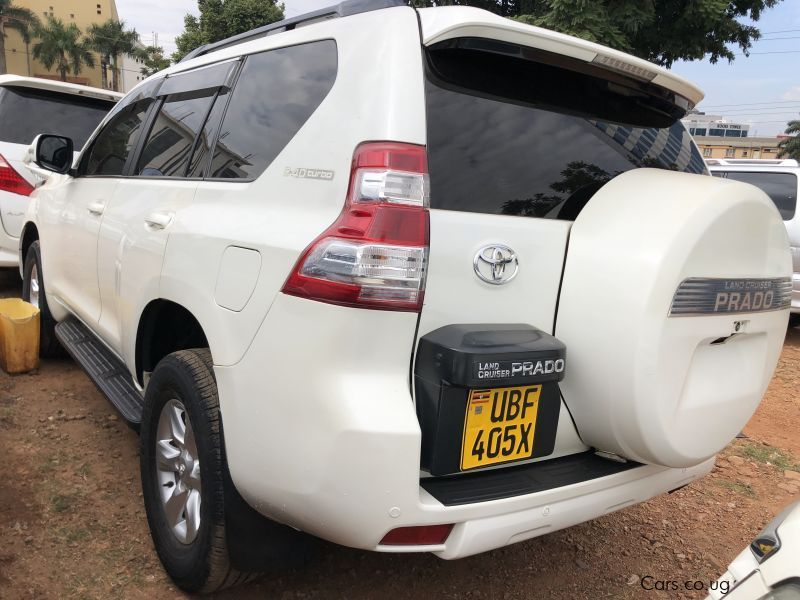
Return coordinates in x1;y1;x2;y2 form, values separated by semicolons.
683;110;785;160
682;111;750;139
2;0;118;89
692;136;784;160
120;39;146;93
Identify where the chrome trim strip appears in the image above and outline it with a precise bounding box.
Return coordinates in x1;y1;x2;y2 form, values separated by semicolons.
669;277;792;316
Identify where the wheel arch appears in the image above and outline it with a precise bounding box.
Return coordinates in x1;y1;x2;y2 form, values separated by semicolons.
19;222;39;277
135;299;210;386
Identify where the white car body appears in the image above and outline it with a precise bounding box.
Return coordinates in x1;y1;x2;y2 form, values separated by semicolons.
0;75;120;267
708;500;800;600
20;0;792;573
707;159;800;316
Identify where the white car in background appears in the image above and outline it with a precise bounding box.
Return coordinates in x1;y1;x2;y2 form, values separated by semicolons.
0;75;120;267
708;500;800;600
707;159;800;325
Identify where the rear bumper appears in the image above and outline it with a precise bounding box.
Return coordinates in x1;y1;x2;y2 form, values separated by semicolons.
215;293;713;556
430;459;712;559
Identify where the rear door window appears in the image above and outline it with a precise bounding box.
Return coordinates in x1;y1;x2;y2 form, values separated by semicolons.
425;40;706;221
136;91;217;177
208;40;337;180
187;90;229;178
712;171;797;220
0;85;113;147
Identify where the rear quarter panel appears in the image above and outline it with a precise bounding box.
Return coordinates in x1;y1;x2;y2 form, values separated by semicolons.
155;6;427;368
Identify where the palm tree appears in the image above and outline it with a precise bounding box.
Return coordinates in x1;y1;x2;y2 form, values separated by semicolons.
778;117;800;162
31;17;94;82
87;19;139;92
0;0;40;75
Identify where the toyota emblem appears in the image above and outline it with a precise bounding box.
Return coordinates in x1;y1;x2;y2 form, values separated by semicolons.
473;245;519;285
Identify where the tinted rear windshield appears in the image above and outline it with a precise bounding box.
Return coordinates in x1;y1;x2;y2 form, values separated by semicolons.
711;171;797;220
0;85;114;148
425;40;706;220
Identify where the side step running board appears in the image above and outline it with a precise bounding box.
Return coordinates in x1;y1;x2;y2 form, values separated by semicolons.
55;317;144;425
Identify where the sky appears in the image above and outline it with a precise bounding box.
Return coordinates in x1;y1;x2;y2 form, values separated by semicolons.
116;0;800;137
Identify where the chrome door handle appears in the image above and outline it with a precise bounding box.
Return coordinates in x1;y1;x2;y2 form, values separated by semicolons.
87;201;105;216
144;212;173;230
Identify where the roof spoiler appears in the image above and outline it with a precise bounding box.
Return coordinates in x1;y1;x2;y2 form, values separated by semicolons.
180;0;406;63
705;158;798;167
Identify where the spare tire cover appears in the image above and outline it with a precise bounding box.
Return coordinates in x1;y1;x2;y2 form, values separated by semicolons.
556;168;791;468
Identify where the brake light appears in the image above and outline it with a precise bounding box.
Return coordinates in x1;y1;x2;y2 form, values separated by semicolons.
0;154;34;196
380;524;454;546
282;142;429;311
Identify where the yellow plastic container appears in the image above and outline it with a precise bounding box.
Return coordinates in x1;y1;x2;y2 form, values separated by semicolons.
0;298;40;374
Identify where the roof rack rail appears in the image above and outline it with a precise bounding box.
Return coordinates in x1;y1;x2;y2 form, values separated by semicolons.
180;0;407;62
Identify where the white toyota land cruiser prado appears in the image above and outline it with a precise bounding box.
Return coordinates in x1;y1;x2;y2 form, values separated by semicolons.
19;0;792;592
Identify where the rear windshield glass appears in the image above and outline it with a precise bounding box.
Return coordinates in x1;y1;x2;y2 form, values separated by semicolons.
425;41;706;220
0;85;114;148
711;171;797;220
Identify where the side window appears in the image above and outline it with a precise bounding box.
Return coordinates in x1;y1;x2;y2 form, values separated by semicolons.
723;171;798;220
83;98;154;176
136;91;216;177
208;40;337;180
187;90;228;178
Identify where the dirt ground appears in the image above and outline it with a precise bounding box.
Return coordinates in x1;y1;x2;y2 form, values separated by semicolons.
0;267;798;600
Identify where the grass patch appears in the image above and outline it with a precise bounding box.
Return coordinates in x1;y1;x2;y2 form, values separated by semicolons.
0;407;14;428
54;526;91;544
49;493;77;514
736;443;800;471
38;451;68;475
715;479;757;498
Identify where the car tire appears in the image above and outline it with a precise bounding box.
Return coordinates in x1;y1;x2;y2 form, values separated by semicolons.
21;240;62;358
790;313;799;328
139;348;258;593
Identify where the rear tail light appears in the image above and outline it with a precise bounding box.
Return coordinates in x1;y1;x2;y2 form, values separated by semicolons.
380;524;454;546
0;154;34;197
282;142;429;311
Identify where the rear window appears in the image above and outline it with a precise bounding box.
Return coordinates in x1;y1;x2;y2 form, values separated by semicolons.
0;85;114;148
425;40;706;220
711;171;797;220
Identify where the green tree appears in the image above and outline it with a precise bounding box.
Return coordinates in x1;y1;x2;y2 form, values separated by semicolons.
414;0;782;67
0;0;40;75
173;0;285;62
138;45;171;77
32;17;95;82
778;117;800;161
173;14;205;62
514;0;782;67
87;19;139;92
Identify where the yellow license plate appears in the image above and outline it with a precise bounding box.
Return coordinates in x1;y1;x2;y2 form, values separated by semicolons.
460;384;541;471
